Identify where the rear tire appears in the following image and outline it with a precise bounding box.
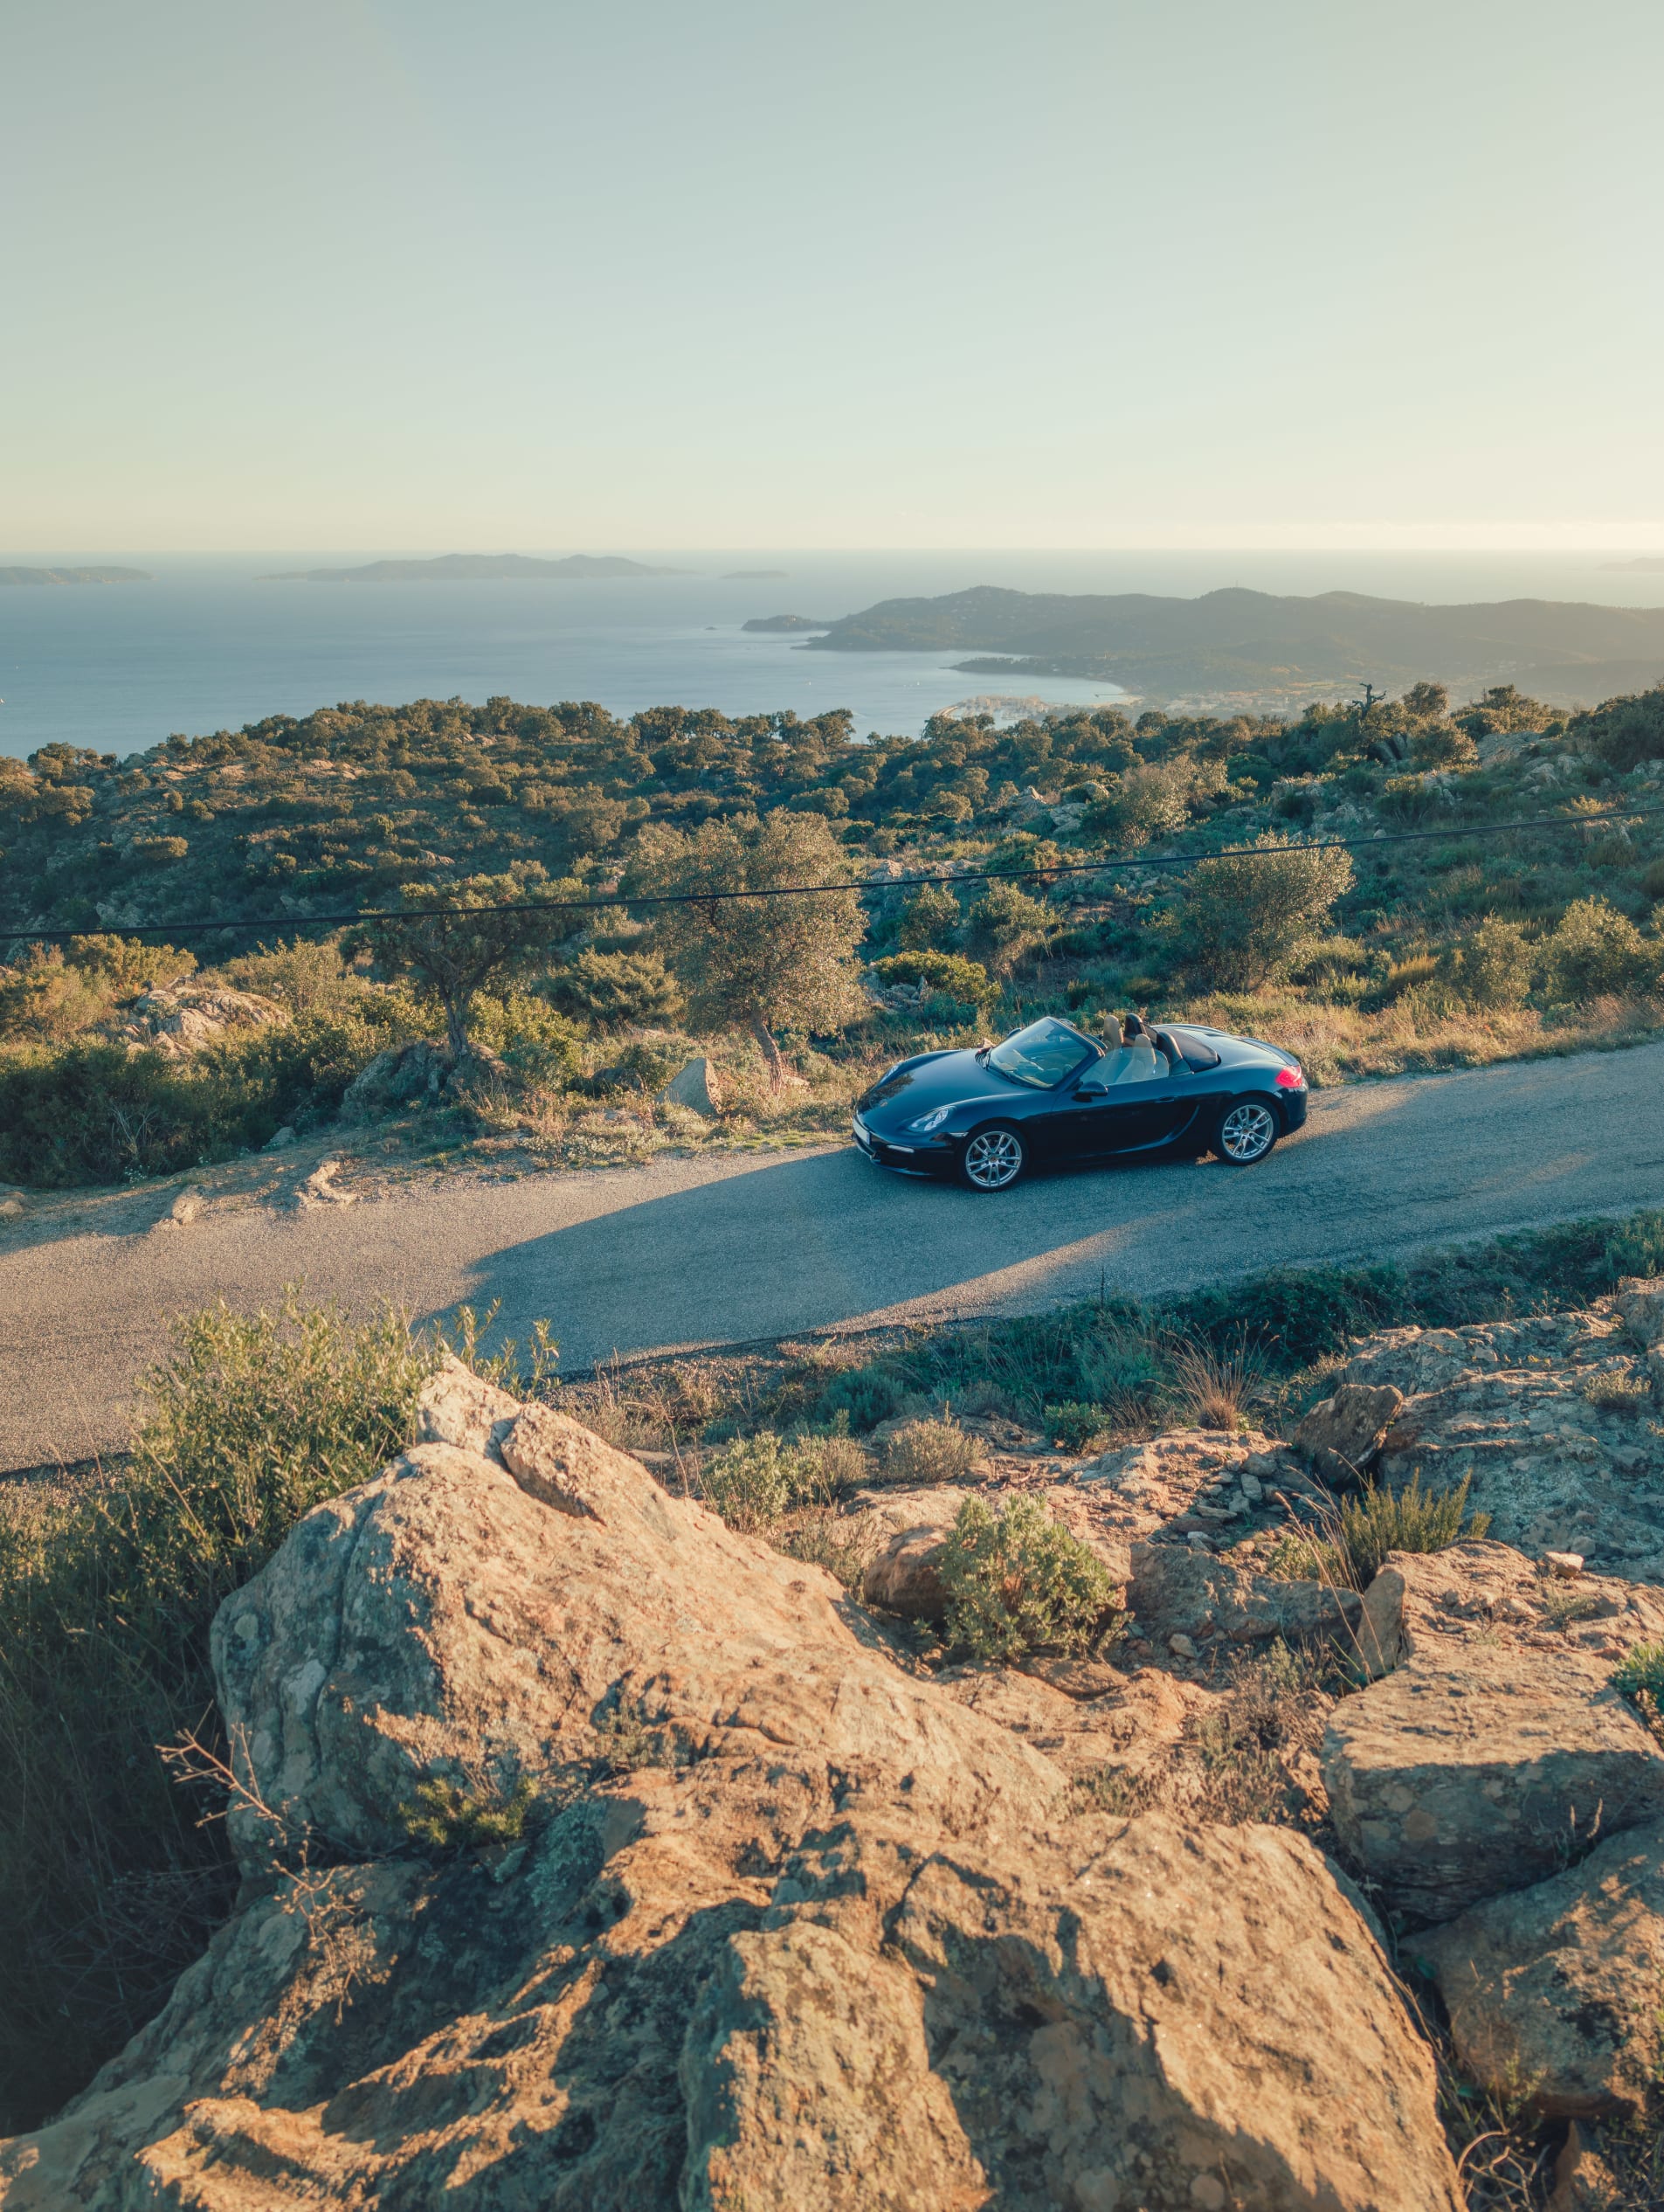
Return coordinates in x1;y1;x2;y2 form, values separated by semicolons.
959;1123;1027;1192
1212;1097;1279;1165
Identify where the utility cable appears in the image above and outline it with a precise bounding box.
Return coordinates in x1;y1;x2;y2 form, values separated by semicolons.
0;797;1660;945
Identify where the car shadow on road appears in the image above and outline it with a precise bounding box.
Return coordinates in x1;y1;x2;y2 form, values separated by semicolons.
429;1134;1319;1372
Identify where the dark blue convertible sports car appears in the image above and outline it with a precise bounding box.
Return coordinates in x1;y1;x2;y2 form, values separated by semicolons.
852;1014;1307;1192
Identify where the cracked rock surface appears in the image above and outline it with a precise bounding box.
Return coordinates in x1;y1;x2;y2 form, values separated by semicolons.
0;1372;1460;2210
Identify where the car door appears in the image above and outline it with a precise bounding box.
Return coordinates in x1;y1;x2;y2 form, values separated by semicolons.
1080;1061;1201;1155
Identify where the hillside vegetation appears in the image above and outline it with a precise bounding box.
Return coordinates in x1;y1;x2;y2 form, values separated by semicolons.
2;677;1663;1185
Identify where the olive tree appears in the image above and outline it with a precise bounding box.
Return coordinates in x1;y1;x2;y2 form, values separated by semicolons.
633;811;867;1087
356;872;580;1060
1184;835;1354;990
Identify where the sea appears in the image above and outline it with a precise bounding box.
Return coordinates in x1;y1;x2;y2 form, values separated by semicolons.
3;548;1661;764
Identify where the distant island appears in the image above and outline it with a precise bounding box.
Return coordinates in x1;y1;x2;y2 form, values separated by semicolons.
262;553;683;583
803;583;1664;709
724;568;788;580
742;613;834;632
1599;556;1664;572
0;565;152;586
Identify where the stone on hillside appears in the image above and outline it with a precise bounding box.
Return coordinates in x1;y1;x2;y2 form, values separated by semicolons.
1292;1382;1403;1483
0;1384;1465;2209
342;1039;450;1118
1613;1275;1664;1347
168;1185;204;1226
1129;1539;1361;1652
0;1186;26;1218
104;982;287;1058
262;1123;296;1151
663;1055;722;1116
1323;1645;1664;1921
1419;1818;1664;2117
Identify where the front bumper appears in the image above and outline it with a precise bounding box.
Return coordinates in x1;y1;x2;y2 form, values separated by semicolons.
852;1114;957;1176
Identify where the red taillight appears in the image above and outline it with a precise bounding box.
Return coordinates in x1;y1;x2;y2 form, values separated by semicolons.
1274;1065;1305;1089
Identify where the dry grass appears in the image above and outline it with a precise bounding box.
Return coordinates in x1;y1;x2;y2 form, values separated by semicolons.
1164;1331;1267;1430
1184;985;1664;1087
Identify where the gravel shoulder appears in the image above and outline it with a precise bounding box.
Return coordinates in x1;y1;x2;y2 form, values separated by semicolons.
4;1039;1664;1474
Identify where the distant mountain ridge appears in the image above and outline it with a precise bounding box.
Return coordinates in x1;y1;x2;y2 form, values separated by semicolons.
804;583;1664;707
263;553;682;583
0;566;152;586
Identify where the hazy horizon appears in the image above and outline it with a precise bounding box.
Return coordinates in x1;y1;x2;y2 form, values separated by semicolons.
5;0;1661;552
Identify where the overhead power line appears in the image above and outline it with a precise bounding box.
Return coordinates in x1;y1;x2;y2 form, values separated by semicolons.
0;798;1659;947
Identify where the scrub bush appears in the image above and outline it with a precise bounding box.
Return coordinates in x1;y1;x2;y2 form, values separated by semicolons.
881;1414;985;1485
939;1495;1117;1661
0;1295;445;2129
1540;896;1654;1000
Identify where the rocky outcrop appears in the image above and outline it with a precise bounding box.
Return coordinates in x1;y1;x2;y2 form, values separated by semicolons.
1419;1818;1664;2117
1356;1538;1664;1678
103;982;287;1057
1331;1289;1664;1577
0;1372;1463;2209
1322;1642;1664;1923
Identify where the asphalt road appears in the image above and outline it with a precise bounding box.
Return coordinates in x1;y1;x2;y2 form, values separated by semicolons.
4;1040;1663;1473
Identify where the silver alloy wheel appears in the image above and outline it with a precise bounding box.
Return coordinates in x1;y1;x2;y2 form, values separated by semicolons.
963;1128;1025;1190
1219;1102;1276;1163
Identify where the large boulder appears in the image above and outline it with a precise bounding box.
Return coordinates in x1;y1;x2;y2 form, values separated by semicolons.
1323;1644;1664;1922
0;1374;1464;2209
1419;1818;1664;2117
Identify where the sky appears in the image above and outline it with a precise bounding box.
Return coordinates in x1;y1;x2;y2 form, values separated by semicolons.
3;0;1662;552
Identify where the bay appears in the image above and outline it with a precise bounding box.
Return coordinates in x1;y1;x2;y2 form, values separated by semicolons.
1;548;1660;763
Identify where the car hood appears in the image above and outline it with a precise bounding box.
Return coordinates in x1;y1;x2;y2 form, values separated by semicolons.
856;1047;1033;1129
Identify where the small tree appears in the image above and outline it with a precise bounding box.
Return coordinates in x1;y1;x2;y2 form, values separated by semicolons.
633;811;867;1088
357;873;579;1061
1185;835;1354;990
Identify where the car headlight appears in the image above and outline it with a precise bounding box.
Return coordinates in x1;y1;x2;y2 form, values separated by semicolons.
906;1104;954;1133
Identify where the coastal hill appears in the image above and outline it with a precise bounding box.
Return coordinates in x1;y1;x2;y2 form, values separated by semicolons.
263;553;681;583
802;583;1664;709
0;566;151;586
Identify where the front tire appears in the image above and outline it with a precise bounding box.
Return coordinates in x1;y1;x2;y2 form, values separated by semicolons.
960;1123;1027;1192
1212;1097;1279;1165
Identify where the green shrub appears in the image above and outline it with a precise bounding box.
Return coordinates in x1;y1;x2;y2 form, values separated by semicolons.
870;950;992;1003
542;950;684;1032
699;1432;819;1529
1459;915;1534;1008
1541;896;1654;1000
939;1494;1117;1661
812;1364;906;1432
1267;1472;1491;1592
0;1294;443;2129
1044;1400;1114;1451
961;881;1052;973
0;1006;401;1188
1642;857;1664;904
882;1415;985;1485
1611;1642;1664;1702
895;882;961;951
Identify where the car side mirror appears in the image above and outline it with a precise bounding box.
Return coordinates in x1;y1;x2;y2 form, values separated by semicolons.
1073;1082;1108;1098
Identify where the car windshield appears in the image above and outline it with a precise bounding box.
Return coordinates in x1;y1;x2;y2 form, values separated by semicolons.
987;1018;1094;1089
